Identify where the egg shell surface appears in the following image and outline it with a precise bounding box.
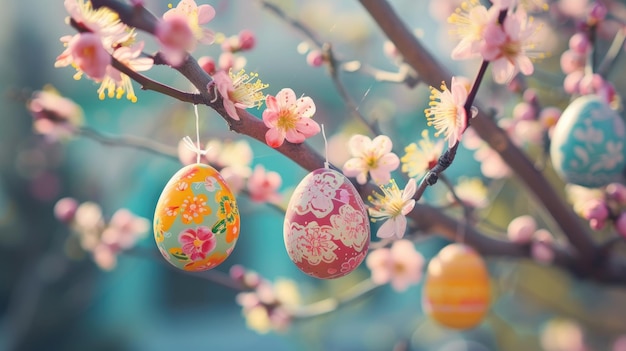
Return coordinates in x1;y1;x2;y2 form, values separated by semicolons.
422;243;491;329
153;163;240;271
284;168;370;279
550;95;626;188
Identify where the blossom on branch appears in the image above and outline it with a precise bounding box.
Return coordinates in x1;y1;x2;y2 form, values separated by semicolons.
63;0;133;47
342;135;400;185
480;9;542;84
211;69;269;120
368;178;417;239
163;0;215;45
401;130;444;179
365;239;425;292
448;0;499;59
55;33;111;81
425;76;470;148
27;86;84;141
262;88;320;148
97;42;154;102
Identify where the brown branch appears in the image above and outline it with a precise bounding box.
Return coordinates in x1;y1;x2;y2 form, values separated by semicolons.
82;0;626;284
357;0;598;267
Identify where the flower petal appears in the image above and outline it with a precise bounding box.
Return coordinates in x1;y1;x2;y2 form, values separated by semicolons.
393;215;407;239
276;88;297;108
197;4;216;24
348;134;372;157
265;127;285;148
294;96;316;118
295;118;321;137
376;219;396;239
372;135;393;154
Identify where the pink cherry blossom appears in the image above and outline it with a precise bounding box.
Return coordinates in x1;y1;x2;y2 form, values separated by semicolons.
368;179;417;239
263;88;320;148
54;197;79;223
425;76;469;148
507;215;536;243
28;87;84;141
481;9;541;84
64;0;133;48
156;14;196;67
448;2;500;59
342;134;400;185
401;130;444;179
246;165;282;204
179;226;217;261
97;42;153;102
238;30;256;51
210;69;268;120
163;0;215;44
365;240;425;292
56;33;110;81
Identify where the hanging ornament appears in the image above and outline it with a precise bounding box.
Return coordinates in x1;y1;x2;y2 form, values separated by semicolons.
283;126;370;279
550;95;626;188
422;243;491;329
153;106;240;271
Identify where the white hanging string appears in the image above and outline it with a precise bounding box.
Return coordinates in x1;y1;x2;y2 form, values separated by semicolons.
321;124;329;169
182;104;207;164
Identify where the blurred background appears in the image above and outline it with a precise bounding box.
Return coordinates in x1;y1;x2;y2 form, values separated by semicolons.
2;0;626;350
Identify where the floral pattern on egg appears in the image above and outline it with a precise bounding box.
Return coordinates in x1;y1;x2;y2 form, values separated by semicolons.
284;168;370;279
550;95;626;188
153;164;240;271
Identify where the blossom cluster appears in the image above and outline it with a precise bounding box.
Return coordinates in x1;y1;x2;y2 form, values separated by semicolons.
54;197;150;270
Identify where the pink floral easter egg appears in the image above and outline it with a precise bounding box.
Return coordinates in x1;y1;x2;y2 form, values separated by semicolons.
153;164;240;272
284;168;370;279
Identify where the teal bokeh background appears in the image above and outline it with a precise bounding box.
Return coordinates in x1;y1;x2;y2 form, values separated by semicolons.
3;0;626;350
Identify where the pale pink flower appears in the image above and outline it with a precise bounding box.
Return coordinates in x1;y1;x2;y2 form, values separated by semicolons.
97;42;153;102
100;208;149;251
306;50;324;67
481;9;541;84
247;165;282;204
613;335;626;351
263;88;320;148
64;0;133;48
365;240;425;292
28;87;84;141
425;76;469;148
401;130;444;179
292;222;338;265
54;197;79;223
368;179;417;239
56;33;110;81
342;135;400;185
210;69;268;120
156;14;196;67
179;226;217;261
450;177;489;209
474;145;512;179
163;0;215;44
448;2;500;59
531;229;554;264
507;215;536;243
238;30;256;51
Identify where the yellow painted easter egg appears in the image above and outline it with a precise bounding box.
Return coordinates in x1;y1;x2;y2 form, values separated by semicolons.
422;243;491;329
153;163;240;271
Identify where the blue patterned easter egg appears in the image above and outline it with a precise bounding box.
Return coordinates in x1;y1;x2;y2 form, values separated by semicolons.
153;164;240;271
550;95;626;188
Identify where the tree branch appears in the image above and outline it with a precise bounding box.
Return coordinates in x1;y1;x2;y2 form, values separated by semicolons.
357;0;598;268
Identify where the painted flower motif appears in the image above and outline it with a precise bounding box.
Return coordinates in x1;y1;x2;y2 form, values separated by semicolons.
425;76;469;148
342;134;400;185
96;42;153;102
246;165;282;204
448;0;500;59
204;176;217;191
330;204;368;252
401;130;444;179
180;194;211;224
293;171;342;217
291;222;338;265
480;9;542;84
178;226;217;261
215;190;239;243
340;251;366;273
368;178;417;239
184;251;228;271
210;69;268;120
365;240;425;292
262;88;320;148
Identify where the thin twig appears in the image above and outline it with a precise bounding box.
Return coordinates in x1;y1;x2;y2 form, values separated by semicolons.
291;279;378;318
77;127;179;158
